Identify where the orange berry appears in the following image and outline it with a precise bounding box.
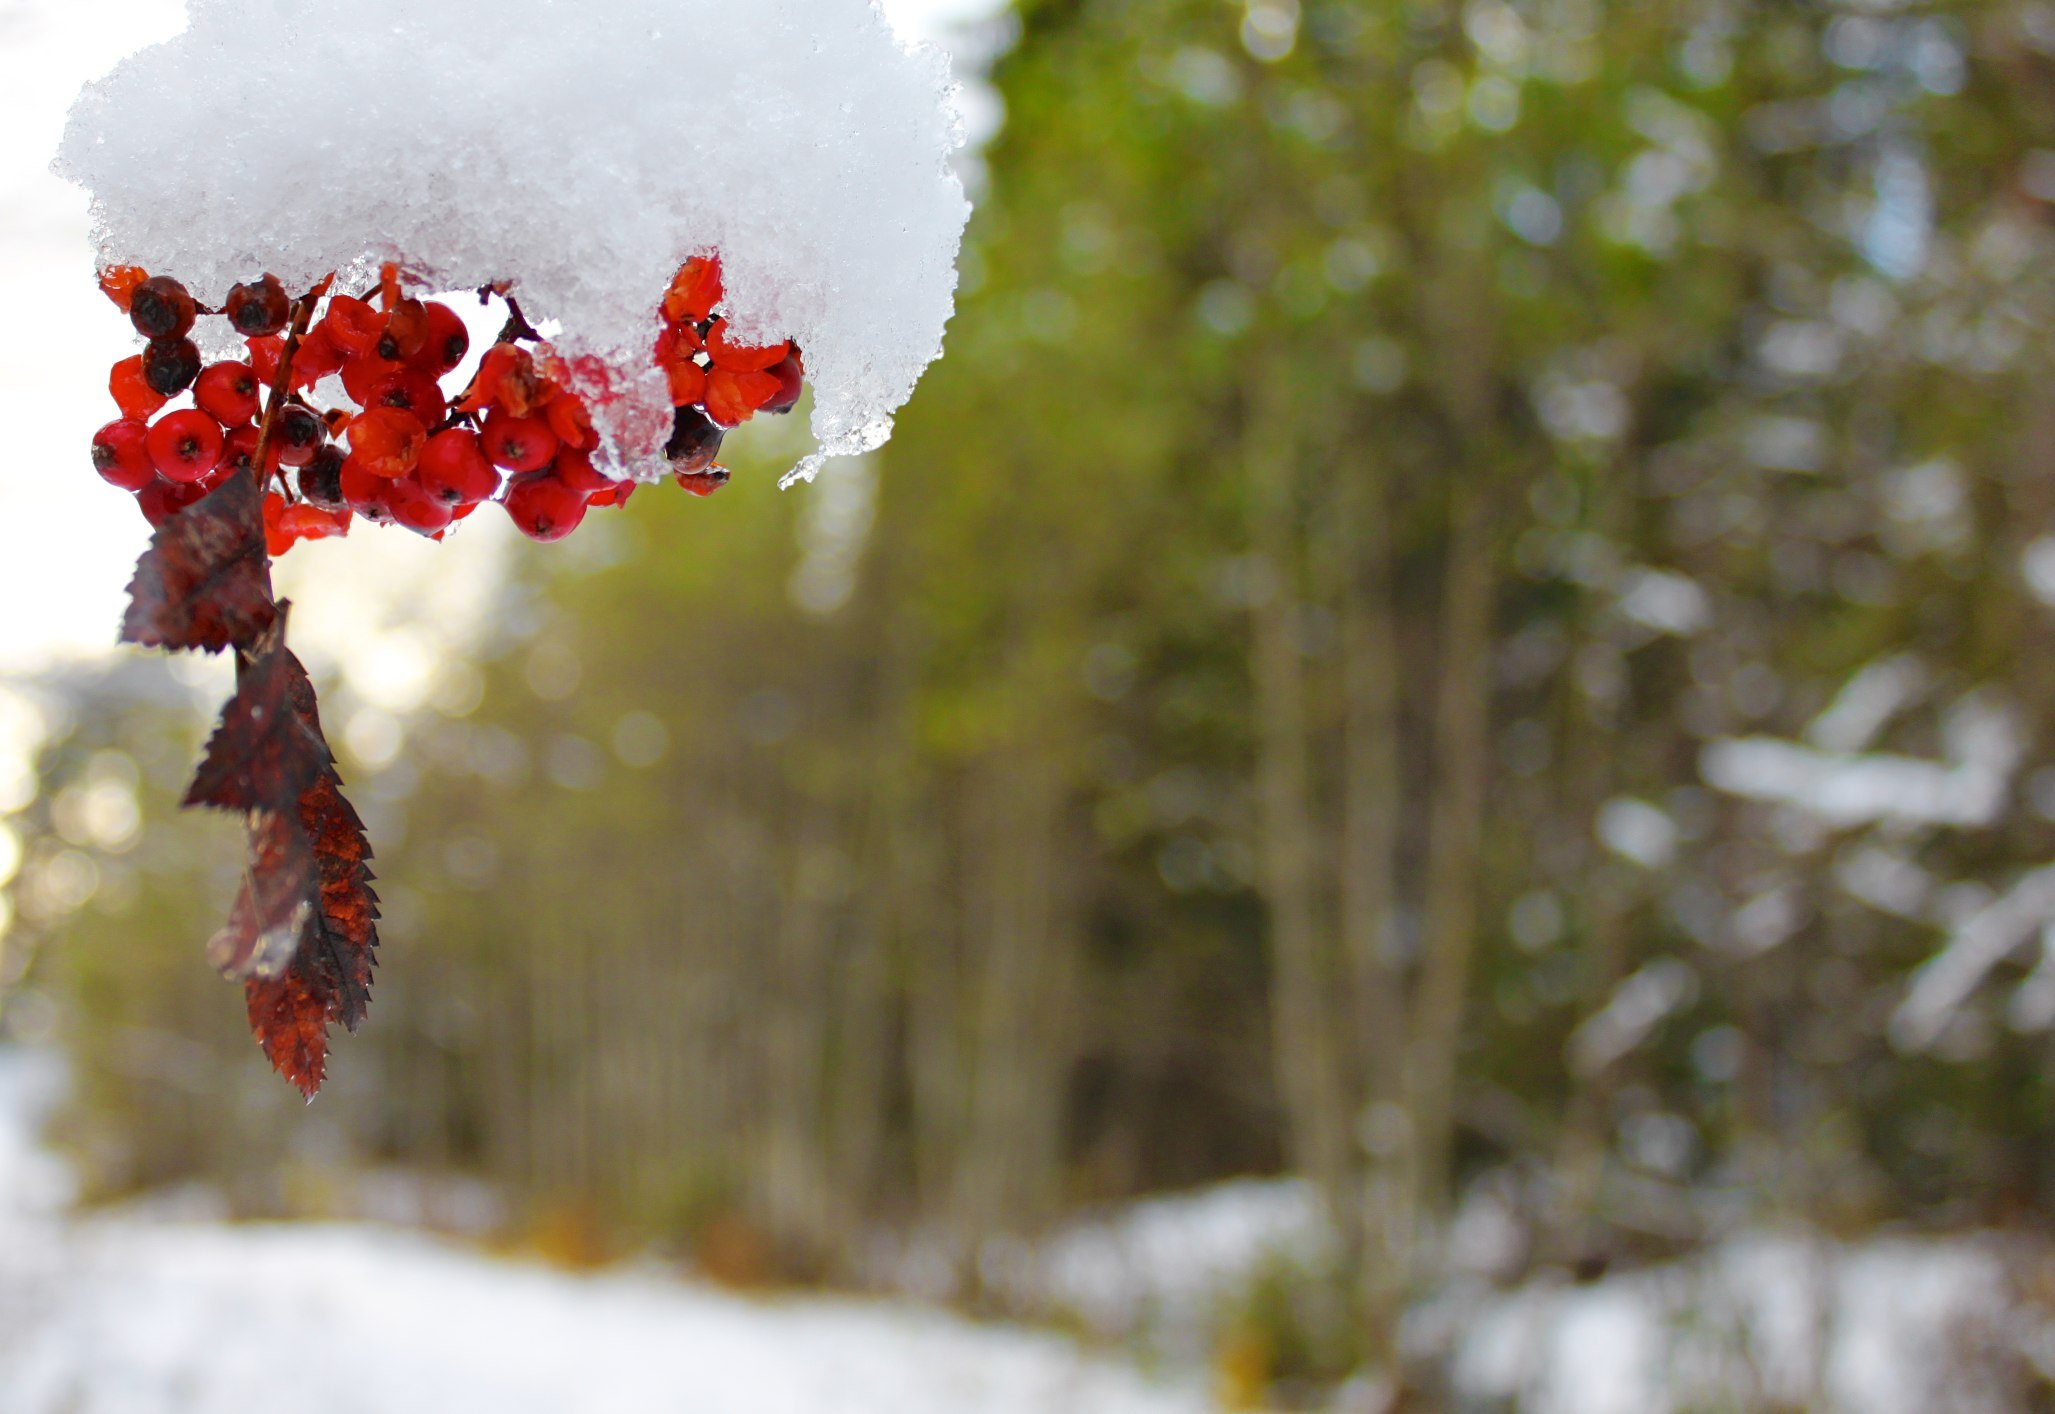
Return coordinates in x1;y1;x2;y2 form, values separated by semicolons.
662;256;723;325
344;406;429;479
704;320;790;373
110;355;169;421
703;367;782;427
98;265;149;312
546;392;597;451
665;360;708;408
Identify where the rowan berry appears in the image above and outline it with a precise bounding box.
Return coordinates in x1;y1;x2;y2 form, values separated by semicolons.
417;429;501;505
551;448;614;496
246;334;286;386
386;475;454;537
675;467;730;497
703;366;781;427
546;393;597;451
99;265;148;312
340;456;398;524
411;301;471;376
147;409;227;483
298;446;348;511
503;470;588;542
142;337;203;397
280;500;351;544
129;276;197;341
663;256;723;325
345;407;429;479
293;321;346;386
364;370;447;427
665;360;708;408
194;362;261;426
275;404;327;465
221;424;288;480
704;320;790;373
482;407;560;472
110;355;168;421
340;350;407;407
377;298;430;362
137;476;207;527
761;351;805;415
588;480;637;509
225;275;290;337
665;405;725;471
324;296;385;358
92;419;156;492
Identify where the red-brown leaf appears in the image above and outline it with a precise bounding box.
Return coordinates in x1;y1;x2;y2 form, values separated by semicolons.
184;629;329;813
295;767;380;1034
245;968;332;1100
120;470;276;653
208;808;314;981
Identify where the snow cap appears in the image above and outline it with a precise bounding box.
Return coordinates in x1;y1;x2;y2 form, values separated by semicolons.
56;0;971;482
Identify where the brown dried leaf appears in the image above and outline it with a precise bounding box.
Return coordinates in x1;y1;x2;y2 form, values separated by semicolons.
120;471;275;654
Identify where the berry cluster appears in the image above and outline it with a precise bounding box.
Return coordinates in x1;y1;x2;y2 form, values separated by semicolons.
91;257;805;553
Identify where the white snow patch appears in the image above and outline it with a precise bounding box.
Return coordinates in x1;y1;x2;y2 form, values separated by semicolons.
55;0;971;481
0;1047;1203;1414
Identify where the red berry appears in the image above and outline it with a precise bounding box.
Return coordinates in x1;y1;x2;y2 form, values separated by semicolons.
546;392;597;451
481;407;559;472
364;370;447;427
345;407;428;479
664;405;725;471
194;361;262;426
663;256;723;325
142;337;203;397
340;350;406;406
410;301;470;375
761;351;804;415
298;445;348;510
99;265;148;312
110;356;168;421
280;500;351;544
551;448;614;496
503;471;588;542
275;404;327;465
704;320;791;373
92;419;155;491
588;479;637;509
675;467;730;497
137;476;207;527
664;360;708;408
377;298;430;362
702;366;781;427
146;410;226;483
220;424;283;480
293;321;346;387
324;295;385;358
417;429;501;505
387;475;454;537
225;275;290;337
340;455;398;524
129;276;196;341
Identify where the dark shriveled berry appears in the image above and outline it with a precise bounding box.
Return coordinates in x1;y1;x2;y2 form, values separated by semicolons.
225;275;291;337
142;337;203;396
665;404;725;472
128;276;197;340
275;404;327;466
298;445;348;511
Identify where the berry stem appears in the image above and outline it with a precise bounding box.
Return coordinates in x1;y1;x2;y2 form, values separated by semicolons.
250;276;335;503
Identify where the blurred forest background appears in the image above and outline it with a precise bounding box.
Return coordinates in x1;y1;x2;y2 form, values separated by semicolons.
9;0;2055;1404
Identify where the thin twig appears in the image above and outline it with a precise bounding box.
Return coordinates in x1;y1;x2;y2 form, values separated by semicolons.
249;276;334;505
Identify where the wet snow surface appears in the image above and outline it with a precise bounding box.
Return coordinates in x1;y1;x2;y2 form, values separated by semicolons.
0;1049;1204;1414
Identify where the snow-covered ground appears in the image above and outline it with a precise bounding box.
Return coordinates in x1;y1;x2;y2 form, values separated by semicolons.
0;1048;1211;1414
